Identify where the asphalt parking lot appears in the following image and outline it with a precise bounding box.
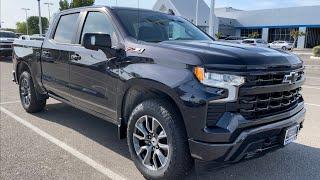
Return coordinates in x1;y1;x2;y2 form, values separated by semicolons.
1;56;320;180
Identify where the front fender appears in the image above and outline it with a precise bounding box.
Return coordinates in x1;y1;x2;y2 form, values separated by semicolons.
117;63;227;139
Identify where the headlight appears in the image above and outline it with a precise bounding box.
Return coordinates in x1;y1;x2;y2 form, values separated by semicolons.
193;67;245;102
194;67;245;87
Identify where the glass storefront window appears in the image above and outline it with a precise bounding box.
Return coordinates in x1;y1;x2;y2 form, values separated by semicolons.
268;28;298;43
240;28;262;38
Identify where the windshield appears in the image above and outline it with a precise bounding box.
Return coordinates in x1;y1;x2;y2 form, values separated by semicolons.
0;32;16;38
112;9;211;43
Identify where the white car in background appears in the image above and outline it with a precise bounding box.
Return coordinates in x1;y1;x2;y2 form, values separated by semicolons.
224;36;247;44
269;41;294;50
19;34;45;41
241;39;270;48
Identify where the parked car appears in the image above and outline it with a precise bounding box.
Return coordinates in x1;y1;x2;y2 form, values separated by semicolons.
242;39;270;48
269;41;294;50
224;36;247;44
12;6;306;179
0;30;17;57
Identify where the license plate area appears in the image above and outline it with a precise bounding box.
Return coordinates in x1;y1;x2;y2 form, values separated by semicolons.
283;125;300;146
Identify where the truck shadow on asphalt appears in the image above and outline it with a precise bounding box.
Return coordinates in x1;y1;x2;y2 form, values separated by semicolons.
35;102;320;180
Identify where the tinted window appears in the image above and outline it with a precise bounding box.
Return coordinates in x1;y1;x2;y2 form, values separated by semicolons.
226;37;236;40
256;40;267;44
112;9;210;43
81;12;118;46
243;40;255;44
54;13;79;43
0;32;16;38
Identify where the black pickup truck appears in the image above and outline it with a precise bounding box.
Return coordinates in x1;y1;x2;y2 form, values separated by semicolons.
12;6;306;179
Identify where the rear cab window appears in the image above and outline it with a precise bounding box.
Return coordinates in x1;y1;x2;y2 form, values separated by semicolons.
53;13;80;44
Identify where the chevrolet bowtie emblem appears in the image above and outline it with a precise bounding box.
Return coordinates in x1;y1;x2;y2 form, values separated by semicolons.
283;72;299;84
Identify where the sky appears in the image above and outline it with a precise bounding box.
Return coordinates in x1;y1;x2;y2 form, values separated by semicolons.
1;0;320;29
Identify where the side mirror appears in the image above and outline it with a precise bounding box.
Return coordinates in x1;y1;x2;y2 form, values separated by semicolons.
83;33;112;51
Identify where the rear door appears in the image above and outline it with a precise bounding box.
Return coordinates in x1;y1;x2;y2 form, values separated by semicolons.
68;10;120;120
41;12;81;100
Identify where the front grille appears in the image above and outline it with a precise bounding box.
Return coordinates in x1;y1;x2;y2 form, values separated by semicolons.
239;87;302;120
244;71;304;87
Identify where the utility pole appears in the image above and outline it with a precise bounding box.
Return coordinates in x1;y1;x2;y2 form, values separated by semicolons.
208;0;215;37
195;0;199;26
22;8;30;35
44;2;53;22
37;0;43;36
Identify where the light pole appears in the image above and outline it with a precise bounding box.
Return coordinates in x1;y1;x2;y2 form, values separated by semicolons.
195;0;199;26
37;0;43;36
208;0;216;37
22;8;30;35
44;2;53;22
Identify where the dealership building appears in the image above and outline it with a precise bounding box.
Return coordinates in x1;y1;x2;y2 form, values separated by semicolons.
153;0;320;48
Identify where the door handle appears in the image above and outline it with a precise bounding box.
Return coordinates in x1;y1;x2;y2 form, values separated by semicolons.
71;54;81;61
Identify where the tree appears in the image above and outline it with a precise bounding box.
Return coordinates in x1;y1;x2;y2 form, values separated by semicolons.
59;0;95;10
16;22;27;34
290;30;306;49
248;32;259;39
59;0;70;10
72;0;95;8
215;32;222;40
27;16;49;35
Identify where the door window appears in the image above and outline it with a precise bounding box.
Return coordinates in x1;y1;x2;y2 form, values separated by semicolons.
53;13;80;44
80;12;118;46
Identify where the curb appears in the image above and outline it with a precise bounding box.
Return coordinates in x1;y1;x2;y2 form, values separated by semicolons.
311;56;320;60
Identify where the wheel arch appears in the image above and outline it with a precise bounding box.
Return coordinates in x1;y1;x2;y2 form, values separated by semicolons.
16;61;31;84
118;78;186;139
16;60;48;100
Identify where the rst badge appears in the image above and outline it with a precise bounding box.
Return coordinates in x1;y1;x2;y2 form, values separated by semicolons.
283;72;299;84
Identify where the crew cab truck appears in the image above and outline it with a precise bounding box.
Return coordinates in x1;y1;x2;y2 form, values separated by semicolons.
12;6;306;179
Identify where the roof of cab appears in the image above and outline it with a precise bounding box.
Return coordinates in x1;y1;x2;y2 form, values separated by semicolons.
58;5;162;14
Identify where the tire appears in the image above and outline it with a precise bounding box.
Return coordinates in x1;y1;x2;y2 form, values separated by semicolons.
19;71;46;113
127;99;194;180
282;46;287;50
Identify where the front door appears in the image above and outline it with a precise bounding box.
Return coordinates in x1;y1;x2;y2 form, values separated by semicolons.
69;11;120;120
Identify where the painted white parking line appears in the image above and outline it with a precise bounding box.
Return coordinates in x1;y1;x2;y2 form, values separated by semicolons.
0;106;127;180
305;103;320;108
305;65;320;67
303;85;320;90
306;76;320;80
0;100;21;105
293;52;312;55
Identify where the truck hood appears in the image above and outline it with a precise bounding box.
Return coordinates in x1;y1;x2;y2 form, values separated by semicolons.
158;40;303;71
